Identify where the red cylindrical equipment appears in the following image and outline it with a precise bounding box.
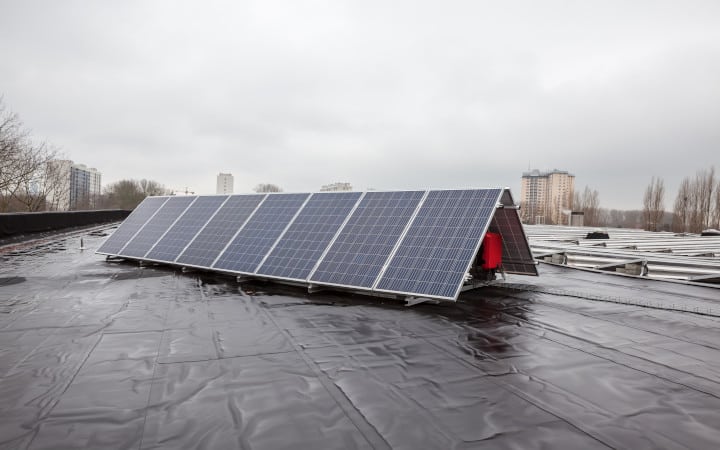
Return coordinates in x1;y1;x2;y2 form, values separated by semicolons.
481;232;503;270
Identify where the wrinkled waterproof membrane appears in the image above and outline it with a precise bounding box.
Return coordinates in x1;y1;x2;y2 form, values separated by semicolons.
1;227;720;449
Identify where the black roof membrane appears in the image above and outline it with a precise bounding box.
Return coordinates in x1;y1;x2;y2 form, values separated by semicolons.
1;227;720;449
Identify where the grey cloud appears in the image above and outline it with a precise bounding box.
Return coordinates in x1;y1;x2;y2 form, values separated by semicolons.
1;1;719;207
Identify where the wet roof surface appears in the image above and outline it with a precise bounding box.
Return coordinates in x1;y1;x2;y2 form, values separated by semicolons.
1;225;720;449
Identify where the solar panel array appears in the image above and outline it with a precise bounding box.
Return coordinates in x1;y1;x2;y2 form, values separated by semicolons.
176;194;265;268
257;191;363;281
98;189;537;301
309;191;425;288
213;193;310;274
97;196;169;255
119;196;196;258
145;196;229;263
375;189;502;299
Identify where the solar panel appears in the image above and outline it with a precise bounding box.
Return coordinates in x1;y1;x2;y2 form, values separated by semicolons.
309;191;425;289
375;189;502;299
175;194;266;268
99;188;538;302
144;196;228;263
97;196;169;255
488;189;538;276
213;193;311;274
256;191;363;281
118;196;196;258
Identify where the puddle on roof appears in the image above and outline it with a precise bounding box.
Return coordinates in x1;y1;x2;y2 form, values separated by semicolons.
0;276;26;286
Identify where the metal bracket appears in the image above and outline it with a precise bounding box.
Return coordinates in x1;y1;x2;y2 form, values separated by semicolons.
460;281;492;291
688;274;720;284
405;296;440;307
534;251;567;265
595;259;648;276
307;284;327;294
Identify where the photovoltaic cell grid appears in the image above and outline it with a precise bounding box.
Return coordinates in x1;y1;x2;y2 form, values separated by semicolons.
176;194;266;268
309;191;425;289
213;193;310;274
256;191;363;280
376;189;503;299
97;196;168;255
145;196;229;263
118;196;196;258
488;190;538;276
98;188;537;301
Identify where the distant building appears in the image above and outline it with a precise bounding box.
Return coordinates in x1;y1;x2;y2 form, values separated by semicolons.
216;173;234;194
570;211;584;227
520;169;574;225
47;160;102;210
320;182;352;192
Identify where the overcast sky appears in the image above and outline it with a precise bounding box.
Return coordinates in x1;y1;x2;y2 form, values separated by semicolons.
1;1;719;209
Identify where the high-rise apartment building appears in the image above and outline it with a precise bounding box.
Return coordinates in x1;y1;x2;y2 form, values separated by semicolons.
216;173;234;194
46;160;102;210
520;169;574;225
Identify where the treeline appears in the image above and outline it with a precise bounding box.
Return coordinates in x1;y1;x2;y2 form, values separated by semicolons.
99;179;170;210
594;209;671;229
1;98;170;212
639;167;719;233
671;167;719;233
572;186;601;226
540;167;719;233
596;167;718;232
0;98;61;212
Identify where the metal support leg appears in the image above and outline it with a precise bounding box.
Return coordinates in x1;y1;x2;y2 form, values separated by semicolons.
308;284;326;294
405;296;439;307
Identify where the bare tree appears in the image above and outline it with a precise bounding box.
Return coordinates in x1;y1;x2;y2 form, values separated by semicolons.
103;180;139;210
642;176;665;231
0;99;58;212
596;208;610;227
0;101;25;204
320;182;352;191
713;178;720;229
698;167;715;230
670;167;717;233
688;177;701;233
571;190;581;212
682;167;716;233
672;177;691;232
9;152;67;211
253;183;283;193
44;159;72;211
642;179;653;229
574;186;601;226
138;179;169;196
102;179;166;210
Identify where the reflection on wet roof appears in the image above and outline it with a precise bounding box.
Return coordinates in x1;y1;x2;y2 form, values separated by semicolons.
2;225;720;449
